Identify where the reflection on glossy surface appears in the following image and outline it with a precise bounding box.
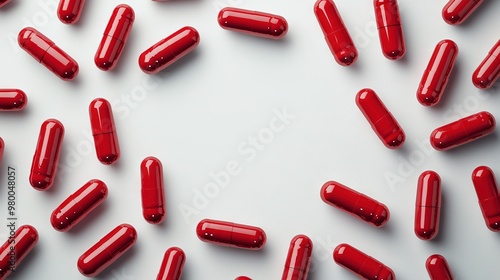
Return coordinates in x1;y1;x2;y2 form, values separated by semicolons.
473;39;500;89
77;224;137;277
0;89;27;111
156;247;185;280
18;27;78;80
141;157;166;224
415;171;441;240
0;137;3;163
374;0;405;59
0;225;38;280
417;40;458;106
218;7;287;39
95;4;134;70
334;243;395;280
472;166;500;231
57;0;85;24
196;219;266;250
89;98;120;165
321;181;390;227
139;26;200;74
426;254;454;280
314;0;357;66
356;88;405;149
29;119;65;190
430;111;495;151
282;234;313;280
442;0;483;25
51;179;108;232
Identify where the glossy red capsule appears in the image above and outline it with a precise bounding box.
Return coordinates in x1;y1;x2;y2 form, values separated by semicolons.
57;0;85;24
417;40;458;106
78;224;137;277
356;88;405;149
18;27;79;81
472;39;500;89
430;111;495;151
334;243;395;280
235;277;252;280
141;156;166;224
321;181;390;227
29;119;64;190
426;254;454;280
442;0;483;25
139;26;200;74
0;225;38;280
314;0;357;66
89;98;120;165
95;4;134;71
281;234;313;280
0;89;26;111
415;171;441;240
373;0;405;60
0;0;11;8
196;219;266;250
472;166;500;231
217;7;288;39
156;247;185;280
51;179;108;232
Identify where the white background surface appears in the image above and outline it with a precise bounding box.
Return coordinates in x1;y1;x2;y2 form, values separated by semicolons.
0;0;500;279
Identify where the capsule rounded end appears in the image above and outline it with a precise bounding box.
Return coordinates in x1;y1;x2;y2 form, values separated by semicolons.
320;181;338;205
29;173;52;190
98;153;119;165
472;67;494;89
143;208;165;224
50;211;71;232
268;17;288;39
94;57;115;71
58;11;79;24
18;27;36;50
487;218;500;232
415;227;437;240
384;130;405;149
332;243;349;262
378;267;396;280
59;62;79;81
372;204;390;227
334;47;357;66
442;9;461;25
383;48;405;60
430;129;446;151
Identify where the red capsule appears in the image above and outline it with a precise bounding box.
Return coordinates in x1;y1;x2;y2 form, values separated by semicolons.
156;247;185;280
235;277;252;280
196;219;266;250
472;39;500;89
430;111;495;151
57;0;85;24
29;119;64;190
417;40;458;106
95;4;134;71
217;7;288;39
51;179;108;232
321;181;390;227
0;0;11;8
426;254;454;280
18;27;79;81
139;26;200;74
356;88;405;149
472;166;500;231
89;98;120;165
415;171;441;240
78;224;137;277
314;0;357;66
141;156;166;224
442;0;483;25
373;0;405;60
281;234;313;280
334;243;395;280
0;225;38;280
0;89;27;111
